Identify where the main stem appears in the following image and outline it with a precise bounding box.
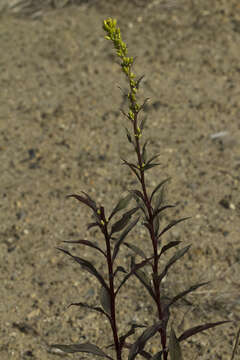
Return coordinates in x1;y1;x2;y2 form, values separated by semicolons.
133;114;168;360
101;208;122;360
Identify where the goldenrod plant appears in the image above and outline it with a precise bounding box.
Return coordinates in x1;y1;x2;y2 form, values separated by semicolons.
51;18;239;360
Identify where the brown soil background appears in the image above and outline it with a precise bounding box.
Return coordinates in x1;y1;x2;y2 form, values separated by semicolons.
0;1;240;359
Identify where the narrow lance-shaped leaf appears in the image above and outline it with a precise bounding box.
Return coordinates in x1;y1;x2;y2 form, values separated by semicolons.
67;192;97;212
150;178;171;202
121;158;141;181
143;163;161;171
116;254;155;295
118;323;147;351
50;342;113;359
112;216;140;263
146;153;160;166
158;217;190;239
158;245;191;284
178;320;231;343
109;193;133;221
125;126;133;144
124;242;147;259
57;248;108;290
67;302;109;319
166;282;209;311
159;241;181;257
231;326;240;360
99;286;111;316
134;268;156;302
141;139;150;164
169;326;182;360
128;321;164;360
153;204;176;219
113;265;127;277
62;239;106;257
111;207;139;234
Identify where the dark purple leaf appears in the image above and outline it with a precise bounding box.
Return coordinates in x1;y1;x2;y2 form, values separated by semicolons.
124;242;147;259
141;139;150;164
129;321;164;360
144;163;161;171
113;266;127;277
130;189;145;203
109;193;133;221
116;254;154;295
121;158;141;181
231;326;240;360
131;257;155;301
125;127;133;144
158;245;191;284
50;342;112;359
178;321;231;342
146;154;160;166
118;323;147;350
151;351;163;359
99;286;111;316
67;192;97;212
57;248;108;290
169;327;182;360
166;282;209;310
139;114;147;131
62;239;106;257
67;302;108;318
158;217;190;239
150;178;171;202
160;241;181;256
87;222;100;230
136;75;145;90
112;216;140;262
111;207;138;234
153;205;176;219
153;214;160;237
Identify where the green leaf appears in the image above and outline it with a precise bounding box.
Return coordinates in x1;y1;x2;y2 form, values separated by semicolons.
51;342;113;359
112;216;140;262
169;327;182;360
158;245;191;284
111;207;139;234
109;193;133;221
62;239;106;257
57;248;108;290
128;321;164;360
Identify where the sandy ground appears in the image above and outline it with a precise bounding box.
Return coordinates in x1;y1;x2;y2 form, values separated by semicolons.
0;0;240;359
